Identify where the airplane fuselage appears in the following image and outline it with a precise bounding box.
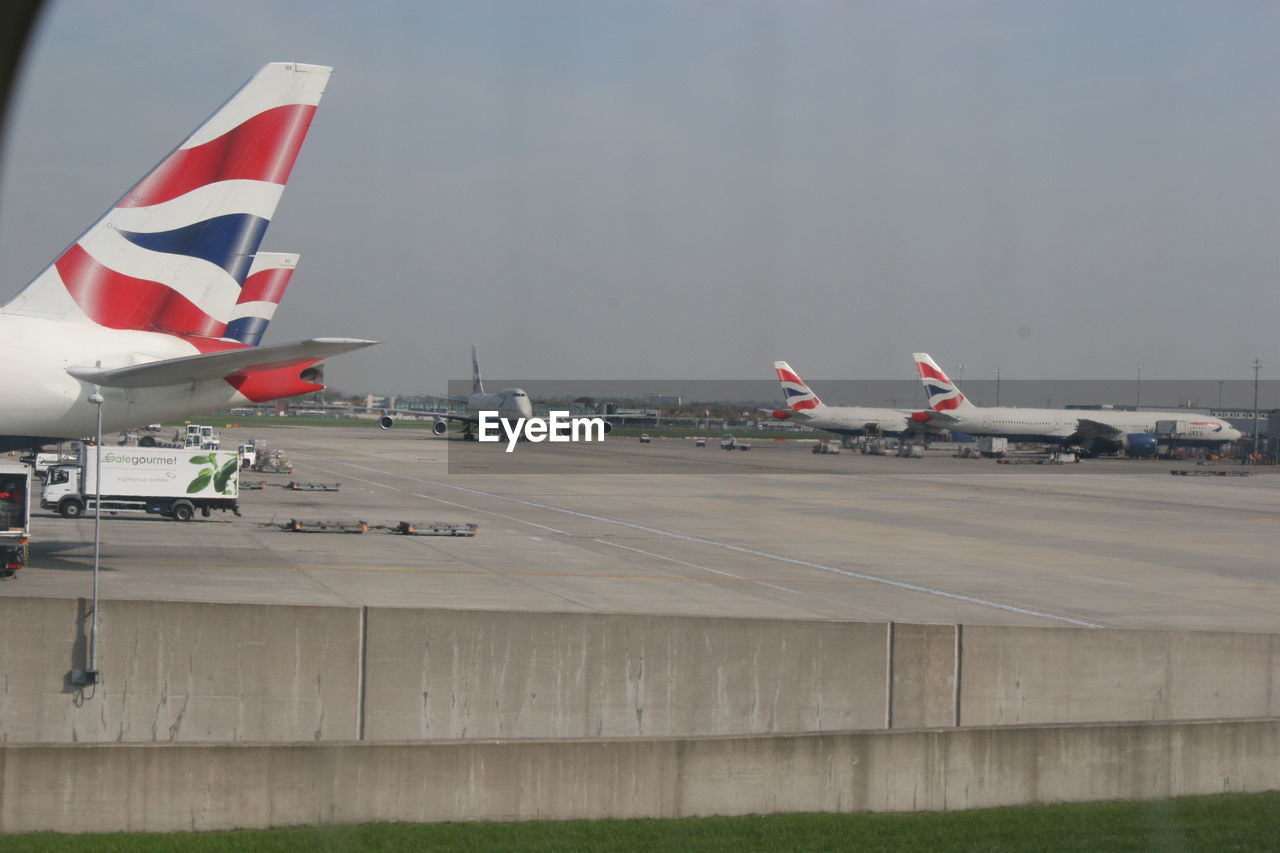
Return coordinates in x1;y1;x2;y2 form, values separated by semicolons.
0;314;261;448
790;405;911;436
465;387;534;423
932;406;1241;447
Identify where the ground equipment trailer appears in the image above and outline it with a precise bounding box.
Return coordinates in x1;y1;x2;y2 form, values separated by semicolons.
0;461;31;577
42;447;240;521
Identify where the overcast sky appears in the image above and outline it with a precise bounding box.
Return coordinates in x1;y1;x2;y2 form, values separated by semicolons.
0;1;1277;395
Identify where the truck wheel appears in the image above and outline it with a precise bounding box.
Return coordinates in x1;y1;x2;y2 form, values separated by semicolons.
139;435;157;447
172;503;194;522
60;499;83;519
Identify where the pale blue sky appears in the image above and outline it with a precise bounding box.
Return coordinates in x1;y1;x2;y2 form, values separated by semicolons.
1;1;1277;394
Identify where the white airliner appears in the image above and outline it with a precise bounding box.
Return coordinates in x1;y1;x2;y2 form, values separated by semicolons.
911;353;1241;456
0;62;375;453
769;361;911;436
379;346;607;439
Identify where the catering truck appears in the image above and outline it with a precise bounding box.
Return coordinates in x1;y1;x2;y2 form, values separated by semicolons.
0;461;31;577
42;447;240;521
977;436;1009;458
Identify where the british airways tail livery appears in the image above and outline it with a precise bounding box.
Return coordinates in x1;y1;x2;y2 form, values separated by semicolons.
0;63;375;452
913;353;977;414
224;252;299;346
775;362;824;412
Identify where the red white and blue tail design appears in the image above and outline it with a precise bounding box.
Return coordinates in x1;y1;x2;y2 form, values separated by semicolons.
774;361;825;412
224;252;297;346
913;353;975;412
1;62;329;340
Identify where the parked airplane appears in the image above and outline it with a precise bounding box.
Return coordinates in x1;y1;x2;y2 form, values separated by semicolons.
769;361;911;436
911;353;1241;456
377;346;616;439
0;62;376;453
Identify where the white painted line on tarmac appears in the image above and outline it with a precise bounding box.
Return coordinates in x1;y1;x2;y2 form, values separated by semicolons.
318;459;1106;629
410;492;570;536
591;537;900;620
332;472;404;492
595;538;788;590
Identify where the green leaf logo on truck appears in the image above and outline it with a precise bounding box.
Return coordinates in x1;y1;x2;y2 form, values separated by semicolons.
188;453;238;494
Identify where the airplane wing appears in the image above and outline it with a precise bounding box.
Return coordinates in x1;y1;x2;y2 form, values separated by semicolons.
1073;418;1124;442
760;407;811;419
66;338;378;388
418;395;473;406
413;411;480;425
375;406;478;422
902;409;959;436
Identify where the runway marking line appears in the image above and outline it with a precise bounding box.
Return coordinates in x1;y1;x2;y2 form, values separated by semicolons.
61;560;957;585
410;492;570;535
304;457;1106;628
591;538;899;619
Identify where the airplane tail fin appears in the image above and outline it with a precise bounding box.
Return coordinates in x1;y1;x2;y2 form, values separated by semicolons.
913;353;975;412
774;361;825;412
472;344;486;395
1;62;331;342
223;252;297;346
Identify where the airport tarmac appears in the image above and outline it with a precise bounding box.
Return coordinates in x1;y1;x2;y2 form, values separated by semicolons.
3;425;1278;632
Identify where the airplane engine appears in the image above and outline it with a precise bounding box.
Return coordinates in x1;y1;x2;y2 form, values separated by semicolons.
771;409;791;420
432;419;448;436
1123;433;1158;457
378;415;394;430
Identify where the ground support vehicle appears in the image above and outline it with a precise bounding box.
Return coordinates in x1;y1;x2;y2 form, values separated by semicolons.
239;439;266;469
42;447;239;521
0;462;31;578
977;437;1009;458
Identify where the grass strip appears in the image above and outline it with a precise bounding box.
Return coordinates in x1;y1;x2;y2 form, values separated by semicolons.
5;791;1278;852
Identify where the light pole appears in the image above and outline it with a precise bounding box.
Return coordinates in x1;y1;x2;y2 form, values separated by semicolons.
957;363;965;385
73;390;104;687
1253;358;1262;462
995;368;1002;406
1136;363;1142;410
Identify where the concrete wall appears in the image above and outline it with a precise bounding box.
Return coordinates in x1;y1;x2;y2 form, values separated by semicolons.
0;597;361;743
4;718;1279;832
362;609;889;738
8;595;1280;746
958;625;1280;726
889;623;957;728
